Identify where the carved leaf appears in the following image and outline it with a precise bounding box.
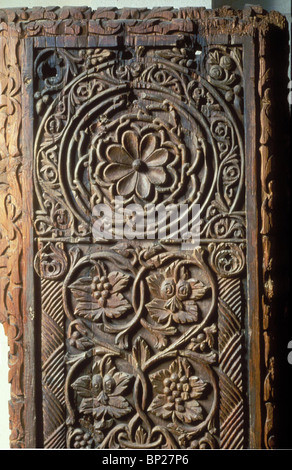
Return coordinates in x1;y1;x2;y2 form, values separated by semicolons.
111;371;132;396
135;426;148;444
169;357;189;377
74;302;102;321
189;280;209;300
71;375;92;398
106;396;132;419
104;294;131;318
79;397;94;415
148;394;172;419
176;400;204;424
165;260;180;278
146;298;170;323
173;304;199;324
70;277;92;299
146;273;165;298
189;376;208;399
208;50;220;65
149;369;168;394
132;337;151;368
69;272;131;321
203;324;217;348
108;271;130;293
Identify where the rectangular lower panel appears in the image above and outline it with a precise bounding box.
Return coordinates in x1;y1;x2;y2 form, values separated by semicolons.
38;242;246;449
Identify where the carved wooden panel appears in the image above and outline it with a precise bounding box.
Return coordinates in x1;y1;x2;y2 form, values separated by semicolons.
0;6;289;449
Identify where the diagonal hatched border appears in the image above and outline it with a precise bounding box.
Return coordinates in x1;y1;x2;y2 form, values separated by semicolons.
218;277;245;449
41;278;66;448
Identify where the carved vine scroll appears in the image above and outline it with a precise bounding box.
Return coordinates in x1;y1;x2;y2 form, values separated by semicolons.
0;6;288;449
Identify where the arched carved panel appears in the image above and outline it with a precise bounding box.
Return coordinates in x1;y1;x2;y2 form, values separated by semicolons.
0;6;289;449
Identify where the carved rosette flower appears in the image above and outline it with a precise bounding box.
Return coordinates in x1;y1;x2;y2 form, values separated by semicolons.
148;358;208;424
146;263;209;325
71;358;133;424
101;129;171;200
69;261;131;322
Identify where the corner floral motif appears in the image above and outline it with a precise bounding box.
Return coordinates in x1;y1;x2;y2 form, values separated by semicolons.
206;48;243;115
146;262;209;325
69;261;131;322
148;357;208;424
100;129;172;201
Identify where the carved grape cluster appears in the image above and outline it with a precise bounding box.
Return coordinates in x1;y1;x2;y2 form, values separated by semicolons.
69;261;131;322
73;432;94;449
148;357;208;425
90;275;112;302
163;373;194;413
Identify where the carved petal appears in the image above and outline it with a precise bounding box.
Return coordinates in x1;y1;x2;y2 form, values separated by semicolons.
144;148;168;166
146;167;167;185
74;303;104;321
140;133;157;160
146;298;170;323
104;163;132;182
136;173;151;199
92;404;106;420
106;144;133;165
117;171;137;196
135;426;148;445
169;357;190;377
164;295;183;313
122;130;139;160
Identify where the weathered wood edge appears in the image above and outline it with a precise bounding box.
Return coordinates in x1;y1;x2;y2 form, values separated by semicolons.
243;33;262;449
258;22;290;449
0;6;287;39
0;34;24;448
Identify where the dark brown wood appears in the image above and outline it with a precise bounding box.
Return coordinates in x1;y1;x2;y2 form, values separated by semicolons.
243;34;262;449
0;6;289;449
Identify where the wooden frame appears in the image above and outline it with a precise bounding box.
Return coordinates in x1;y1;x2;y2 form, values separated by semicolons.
0;6;289;449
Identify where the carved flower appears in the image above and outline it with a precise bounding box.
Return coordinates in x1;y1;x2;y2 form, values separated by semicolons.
146;263;209;325
209;64;224;80
103;130;170;200
148;358;207;424
69;261;131;322
72;358;133;423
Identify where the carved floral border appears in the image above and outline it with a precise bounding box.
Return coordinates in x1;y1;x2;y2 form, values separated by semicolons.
0;34;24;448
